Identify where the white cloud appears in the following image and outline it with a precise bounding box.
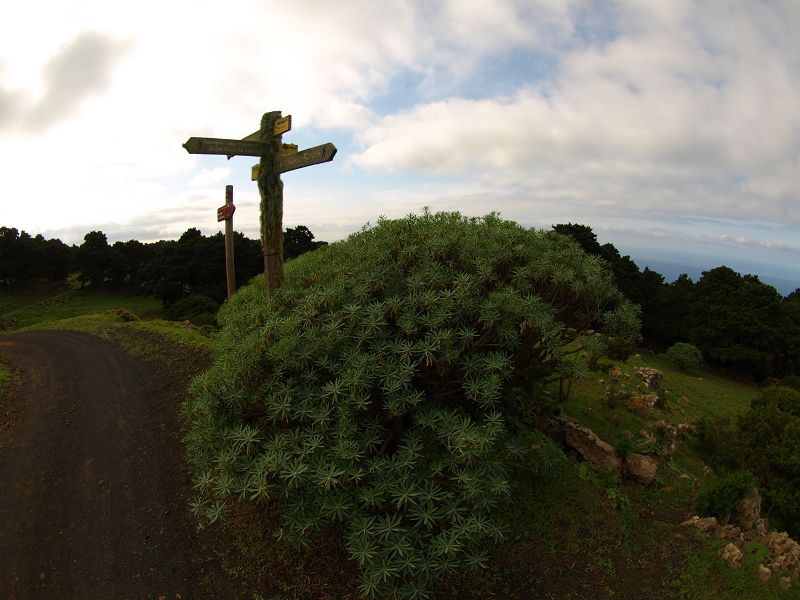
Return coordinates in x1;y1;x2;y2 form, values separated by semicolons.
351;2;800;227
190;167;232;188
0;0;797;284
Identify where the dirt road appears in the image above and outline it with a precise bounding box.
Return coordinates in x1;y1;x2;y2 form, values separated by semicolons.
0;330;246;600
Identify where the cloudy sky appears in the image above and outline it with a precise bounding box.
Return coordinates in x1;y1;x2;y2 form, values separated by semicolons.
1;0;798;292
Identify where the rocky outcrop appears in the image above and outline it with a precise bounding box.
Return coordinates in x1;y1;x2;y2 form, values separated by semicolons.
719;543;743;568
764;531;800;575
563;420;620;473
681;515;718;535
732;488;761;531
682;490;800;586
623;453;658;485
634;367;662;390
639;420;691;457
629;393;659;414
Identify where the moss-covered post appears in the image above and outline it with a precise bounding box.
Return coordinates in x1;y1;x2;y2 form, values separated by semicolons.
257;111;285;295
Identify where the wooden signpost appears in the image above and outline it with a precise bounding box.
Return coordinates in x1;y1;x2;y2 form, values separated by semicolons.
183;111;336;296
218;185;236;299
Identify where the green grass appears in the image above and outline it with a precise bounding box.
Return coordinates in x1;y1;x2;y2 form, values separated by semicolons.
0;363;11;391
1;285;214;353
561;349;755;457
670;538;799;599
1;287;163;331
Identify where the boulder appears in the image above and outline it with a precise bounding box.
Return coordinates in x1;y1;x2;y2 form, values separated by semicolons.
563;421;620;473
758;564;771;582
629;393;659;414
764;532;800;574
682;515;718;535
755;518;768;536
624;453;658;485
719;543;743;568
731;488;761;531
634;367;662;390
717;524;744;545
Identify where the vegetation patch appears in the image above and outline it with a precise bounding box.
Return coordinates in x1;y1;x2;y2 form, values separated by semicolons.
183;211;640;598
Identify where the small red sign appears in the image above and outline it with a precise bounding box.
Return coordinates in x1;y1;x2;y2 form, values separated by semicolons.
217;203;236;222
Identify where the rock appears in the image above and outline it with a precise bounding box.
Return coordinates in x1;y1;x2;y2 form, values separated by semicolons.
634;367;662;390
765;532;800;574
629;393;659;414
624;453;658;485
758;564;771;582
717;524;744;545
719;542;743;568
563;420;620;473
779;576;792;591
755;518;768;536
682;515;718;535
641;421;680;456
732;488;761;531
765;531;792;556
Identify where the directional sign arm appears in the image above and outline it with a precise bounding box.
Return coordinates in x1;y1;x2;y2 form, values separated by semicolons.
183;137;268;157
274;143;337;174
228;116;292;158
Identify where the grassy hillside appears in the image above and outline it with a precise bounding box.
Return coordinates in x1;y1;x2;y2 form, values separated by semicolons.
0;285;213;353
0;284;795;598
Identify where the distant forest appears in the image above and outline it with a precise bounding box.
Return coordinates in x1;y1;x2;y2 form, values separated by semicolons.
1;222;798;381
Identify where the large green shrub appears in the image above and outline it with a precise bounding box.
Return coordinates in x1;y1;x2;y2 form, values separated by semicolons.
182;211;640;598
666;342;703;370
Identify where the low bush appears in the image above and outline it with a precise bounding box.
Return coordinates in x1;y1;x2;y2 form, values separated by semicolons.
166;294;219;323
694;387;800;536
182;211;640;598
737;386;800;534
666;342;703;370
696;471;756;520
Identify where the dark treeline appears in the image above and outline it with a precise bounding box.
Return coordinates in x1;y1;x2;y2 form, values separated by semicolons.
552;223;800;381
0;224;325;307
2;222;798;380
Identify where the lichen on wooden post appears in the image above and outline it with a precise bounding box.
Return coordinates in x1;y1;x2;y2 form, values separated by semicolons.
256;111;285;295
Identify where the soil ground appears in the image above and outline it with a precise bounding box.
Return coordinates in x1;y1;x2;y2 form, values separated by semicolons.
0;330;249;600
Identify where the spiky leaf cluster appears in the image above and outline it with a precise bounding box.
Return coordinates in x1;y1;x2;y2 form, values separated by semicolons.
183;211;639;598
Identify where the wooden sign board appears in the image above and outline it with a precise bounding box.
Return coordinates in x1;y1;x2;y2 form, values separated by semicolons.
251;144;310;180
274;143;337;174
183;137;268;157
239;116;292;142
217;203;236;222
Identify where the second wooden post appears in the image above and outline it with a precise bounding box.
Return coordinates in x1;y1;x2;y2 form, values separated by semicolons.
223;185;236;298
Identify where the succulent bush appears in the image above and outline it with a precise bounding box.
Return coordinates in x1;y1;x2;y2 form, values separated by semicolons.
182;211;640;598
666;342;703;370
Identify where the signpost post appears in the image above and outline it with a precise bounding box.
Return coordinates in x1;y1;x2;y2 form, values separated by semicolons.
183;111;336;296
217;185;236;299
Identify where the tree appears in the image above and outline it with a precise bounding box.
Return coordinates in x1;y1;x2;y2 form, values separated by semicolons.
77;231;111;287
685;267;782;379
551;223;604;256
283;225;317;260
